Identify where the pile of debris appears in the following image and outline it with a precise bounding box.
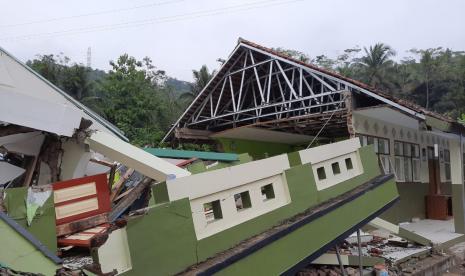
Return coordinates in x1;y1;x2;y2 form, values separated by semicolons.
0;117;189;275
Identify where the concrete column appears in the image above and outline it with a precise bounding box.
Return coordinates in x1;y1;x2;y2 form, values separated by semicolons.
60;139;91;181
450;138;465;233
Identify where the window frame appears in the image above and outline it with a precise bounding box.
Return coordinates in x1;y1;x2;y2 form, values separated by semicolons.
394;140;420;182
358;134;391;174
444;149;451;181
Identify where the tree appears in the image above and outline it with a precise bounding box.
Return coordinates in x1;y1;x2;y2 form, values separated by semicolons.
356;43;396;89
410;48;441;109
273;48;310;63
181;65;214;101
98;54;170;146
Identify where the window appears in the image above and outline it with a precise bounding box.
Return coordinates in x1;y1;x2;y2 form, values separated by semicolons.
203;200;222;222
331;162;341;175
444;149;451;181
317;167;326;180
359;134;391;174
261;184;275;201
394;141;420;182
345;158;353;170
463;152;465;183
234;191;252;211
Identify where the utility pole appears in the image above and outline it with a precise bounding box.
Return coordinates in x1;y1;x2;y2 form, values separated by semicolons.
87;47;92;68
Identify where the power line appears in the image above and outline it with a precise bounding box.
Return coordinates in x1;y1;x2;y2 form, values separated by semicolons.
0;0;185;29
0;0;304;42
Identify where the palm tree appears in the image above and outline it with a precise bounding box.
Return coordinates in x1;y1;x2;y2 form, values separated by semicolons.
418;49;437;109
357;43;396;88
181;65;215;101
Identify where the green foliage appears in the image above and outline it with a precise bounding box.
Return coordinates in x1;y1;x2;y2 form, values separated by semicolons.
27;43;465;147
273;47;310;63
180;65;215;102
27;53;186;147
278;44;465;120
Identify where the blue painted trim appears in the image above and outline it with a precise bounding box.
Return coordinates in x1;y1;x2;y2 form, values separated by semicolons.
144;148;238;162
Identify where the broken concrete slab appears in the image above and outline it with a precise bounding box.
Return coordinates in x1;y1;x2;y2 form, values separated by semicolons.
87;130;191;182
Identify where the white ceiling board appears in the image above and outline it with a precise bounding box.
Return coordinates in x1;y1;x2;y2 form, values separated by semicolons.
0;161;25;184
354;106;419;130
0;87;82;136
211;127;313;145
0;131;44;156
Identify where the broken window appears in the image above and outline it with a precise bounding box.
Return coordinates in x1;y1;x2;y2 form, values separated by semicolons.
331;162;341;175
261;184;275;201
204;200;223;222
234;191;252;211
316;167;326;180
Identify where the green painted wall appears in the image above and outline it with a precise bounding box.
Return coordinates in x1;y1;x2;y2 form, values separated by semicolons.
452;184;465;234
219;179;398;275
287;151;302;167
379;182;429;224
4;187;57;253
0;219;58;275
152;182;169;204
318;147;380;203
216;138;294;160
125;198;198;276
124;146;386;275
197;146;381;262
187;153;253;174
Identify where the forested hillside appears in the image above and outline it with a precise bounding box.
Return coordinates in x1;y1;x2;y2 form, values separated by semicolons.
26;44;465;146
277;45;465;119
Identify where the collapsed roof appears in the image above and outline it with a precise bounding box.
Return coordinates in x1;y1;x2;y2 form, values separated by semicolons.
0;46;126;140
163;38;460;143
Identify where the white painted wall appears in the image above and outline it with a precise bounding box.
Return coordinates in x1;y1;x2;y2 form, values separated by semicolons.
60;140;92;181
166;153;291;240
166;154;290;200
190;174;291;240
98;228;132;275
298;138;363;191
353;110;459;184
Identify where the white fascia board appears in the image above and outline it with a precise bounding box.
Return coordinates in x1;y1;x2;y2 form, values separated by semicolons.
167;153;290;201
87;130;191;181
0;88;82;137
298;138;361;165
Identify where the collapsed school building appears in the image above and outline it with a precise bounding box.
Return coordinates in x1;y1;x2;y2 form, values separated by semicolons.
1;38;465;275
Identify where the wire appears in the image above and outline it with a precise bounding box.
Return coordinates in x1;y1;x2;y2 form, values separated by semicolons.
0;0;185;29
0;0;304;42
306;96;347;149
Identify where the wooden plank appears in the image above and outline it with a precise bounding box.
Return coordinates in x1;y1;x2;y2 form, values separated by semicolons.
56;213;109;237
110;168;134;202
109;177;153;222
174;127;213;140
89;158;117;190
22;155;38;187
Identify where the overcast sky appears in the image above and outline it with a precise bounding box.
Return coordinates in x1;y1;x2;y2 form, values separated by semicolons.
1;0;464;81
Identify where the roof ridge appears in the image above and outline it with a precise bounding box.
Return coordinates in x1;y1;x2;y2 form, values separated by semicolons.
237;38;454;123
